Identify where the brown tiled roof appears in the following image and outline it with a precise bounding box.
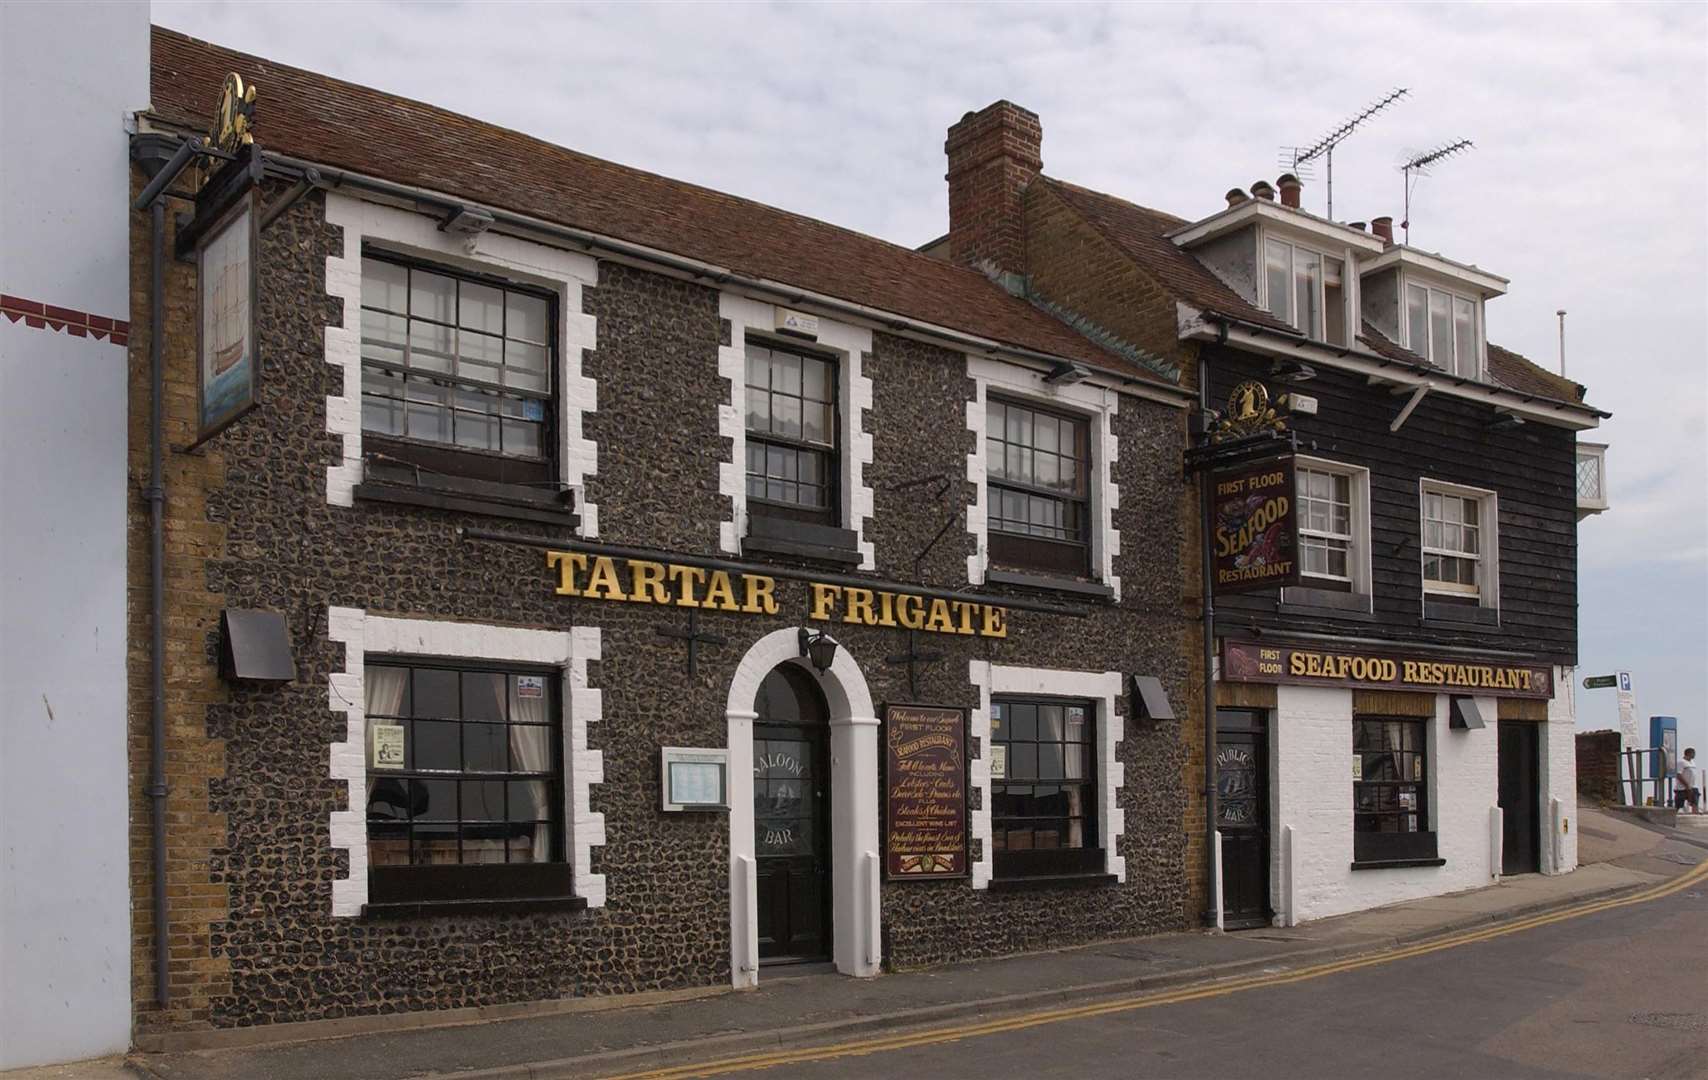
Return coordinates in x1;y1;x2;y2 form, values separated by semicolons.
1357;321;1428;366
1486;343;1585;403
1039;178;1297;334
147;27;1173;389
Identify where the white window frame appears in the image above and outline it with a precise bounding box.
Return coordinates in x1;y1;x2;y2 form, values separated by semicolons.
1256;228;1355;346
1576;441;1609;514
1418;479;1499;611
965;355;1121;599
1288;456;1372;606
1402;275;1483;380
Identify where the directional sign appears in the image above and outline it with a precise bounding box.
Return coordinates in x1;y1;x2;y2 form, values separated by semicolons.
1583;675;1618;690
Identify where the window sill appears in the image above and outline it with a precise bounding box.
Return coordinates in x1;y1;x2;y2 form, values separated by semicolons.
1349;857;1447;872
987;872;1119;892
360;894;588;919
355;460;576;528
743;515;862;566
984;569;1114;601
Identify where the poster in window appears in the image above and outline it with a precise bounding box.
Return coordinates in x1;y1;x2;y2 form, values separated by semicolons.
197;194;259;440
885;704;968;880
1211;455;1300;594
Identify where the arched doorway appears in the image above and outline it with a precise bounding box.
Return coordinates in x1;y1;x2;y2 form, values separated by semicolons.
725;628;880;987
753;665;832;963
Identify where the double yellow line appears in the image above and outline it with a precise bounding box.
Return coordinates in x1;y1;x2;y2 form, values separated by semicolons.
606;857;1708;1079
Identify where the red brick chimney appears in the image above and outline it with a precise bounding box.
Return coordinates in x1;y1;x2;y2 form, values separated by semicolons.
945;101;1042;277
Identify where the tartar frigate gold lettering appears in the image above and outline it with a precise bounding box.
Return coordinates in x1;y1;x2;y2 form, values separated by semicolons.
547;551;1007;638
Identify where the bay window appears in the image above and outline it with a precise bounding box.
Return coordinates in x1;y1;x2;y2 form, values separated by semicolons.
1264;237;1346;346
1406;282;1480;378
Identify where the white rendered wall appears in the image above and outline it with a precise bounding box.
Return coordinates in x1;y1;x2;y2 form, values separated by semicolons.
1543;666;1579;874
0;1;147;1067
1271;686;1500;924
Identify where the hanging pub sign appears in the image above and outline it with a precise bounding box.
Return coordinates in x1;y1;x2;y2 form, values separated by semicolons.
196;193;260;440
1222;639;1554;700
884;704;968;880
1211;454;1299;594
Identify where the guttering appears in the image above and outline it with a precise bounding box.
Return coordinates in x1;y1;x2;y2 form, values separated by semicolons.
1185;310;1608;428
240;146;1193;408
1194;352;1219;930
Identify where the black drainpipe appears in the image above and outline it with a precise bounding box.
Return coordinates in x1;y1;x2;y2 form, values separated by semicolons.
1197;345;1220;929
130;132;201;1008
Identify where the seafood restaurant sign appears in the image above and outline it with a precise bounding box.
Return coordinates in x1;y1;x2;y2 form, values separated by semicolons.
1212;456;1299;594
884;705;968;880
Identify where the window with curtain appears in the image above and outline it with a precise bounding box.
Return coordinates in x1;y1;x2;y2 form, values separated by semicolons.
1421;487;1486;603
1353;716;1437;864
745;340;838;524
365;661;567;905
359;252;556;485
986;397;1091;577
1404;282;1480;378
990;697;1101;877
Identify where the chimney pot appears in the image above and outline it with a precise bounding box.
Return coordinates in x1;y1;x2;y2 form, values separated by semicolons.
1370;216;1394;244
945;100;1043;275
1250;179;1276;201
1277;173;1302;209
1225;187;1248;209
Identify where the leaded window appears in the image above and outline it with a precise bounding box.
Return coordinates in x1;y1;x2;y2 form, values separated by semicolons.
364;661;565;905
1422;489;1483;599
1299;467;1354;586
986;398;1090;576
990;697;1100;877
359;253;554;475
745;341;837;522
1353;718;1427;835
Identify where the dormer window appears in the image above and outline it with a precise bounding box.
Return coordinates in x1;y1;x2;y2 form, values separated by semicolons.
1263;238;1346;346
1404;283;1479;379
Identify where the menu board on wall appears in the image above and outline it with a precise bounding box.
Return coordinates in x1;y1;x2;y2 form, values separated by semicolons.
884;704;968;880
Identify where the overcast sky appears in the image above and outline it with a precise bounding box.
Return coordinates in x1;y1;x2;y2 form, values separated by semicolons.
156;1;1708;752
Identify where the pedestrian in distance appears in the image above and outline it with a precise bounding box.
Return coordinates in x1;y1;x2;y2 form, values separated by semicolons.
1675;747;1702;814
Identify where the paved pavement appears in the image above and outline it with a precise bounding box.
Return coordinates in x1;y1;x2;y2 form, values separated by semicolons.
5;801;1700;1080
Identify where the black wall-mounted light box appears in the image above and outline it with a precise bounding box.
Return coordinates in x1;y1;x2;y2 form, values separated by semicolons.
1129;675;1175;724
218;608;296;685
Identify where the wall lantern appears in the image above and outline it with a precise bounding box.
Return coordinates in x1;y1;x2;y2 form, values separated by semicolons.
1129;675;1176;725
799;628;839;673
218;608;296;685
1449;695;1489;731
1043;360;1090;386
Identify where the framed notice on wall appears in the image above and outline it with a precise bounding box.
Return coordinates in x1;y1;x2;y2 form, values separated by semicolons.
196;193;259;442
884;703;968;880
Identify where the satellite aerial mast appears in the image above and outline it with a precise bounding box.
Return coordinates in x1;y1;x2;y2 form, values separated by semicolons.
1281;87;1409;220
1399;139;1474;244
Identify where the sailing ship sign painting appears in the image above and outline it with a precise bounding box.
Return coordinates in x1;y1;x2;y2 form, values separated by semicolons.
197;194;259;439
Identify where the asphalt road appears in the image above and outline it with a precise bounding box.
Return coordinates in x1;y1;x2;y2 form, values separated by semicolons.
707;868;1708;1080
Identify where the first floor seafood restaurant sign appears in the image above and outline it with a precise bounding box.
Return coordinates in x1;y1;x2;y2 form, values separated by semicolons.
884;704;968;879
1223;639;1554;699
1212;455;1299;594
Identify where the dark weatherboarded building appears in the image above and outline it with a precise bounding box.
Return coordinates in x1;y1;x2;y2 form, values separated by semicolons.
127;31;1200;1042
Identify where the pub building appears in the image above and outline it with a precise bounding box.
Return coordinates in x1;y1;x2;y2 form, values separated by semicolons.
926;102;1609;928
124;32;1200;1041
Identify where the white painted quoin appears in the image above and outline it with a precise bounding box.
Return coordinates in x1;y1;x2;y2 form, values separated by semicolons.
724;628;881;986
1264;668;1579;927
0;1;147;1068
718;293;875;568
325;610;606;916
322;194;600;529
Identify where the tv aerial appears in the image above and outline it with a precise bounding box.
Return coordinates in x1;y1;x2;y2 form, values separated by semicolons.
1399;139;1474;244
1280;87;1409;220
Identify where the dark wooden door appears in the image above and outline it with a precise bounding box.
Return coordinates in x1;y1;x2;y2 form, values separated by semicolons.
753;666;831;964
1499;720;1540;875
1216;709;1269;928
